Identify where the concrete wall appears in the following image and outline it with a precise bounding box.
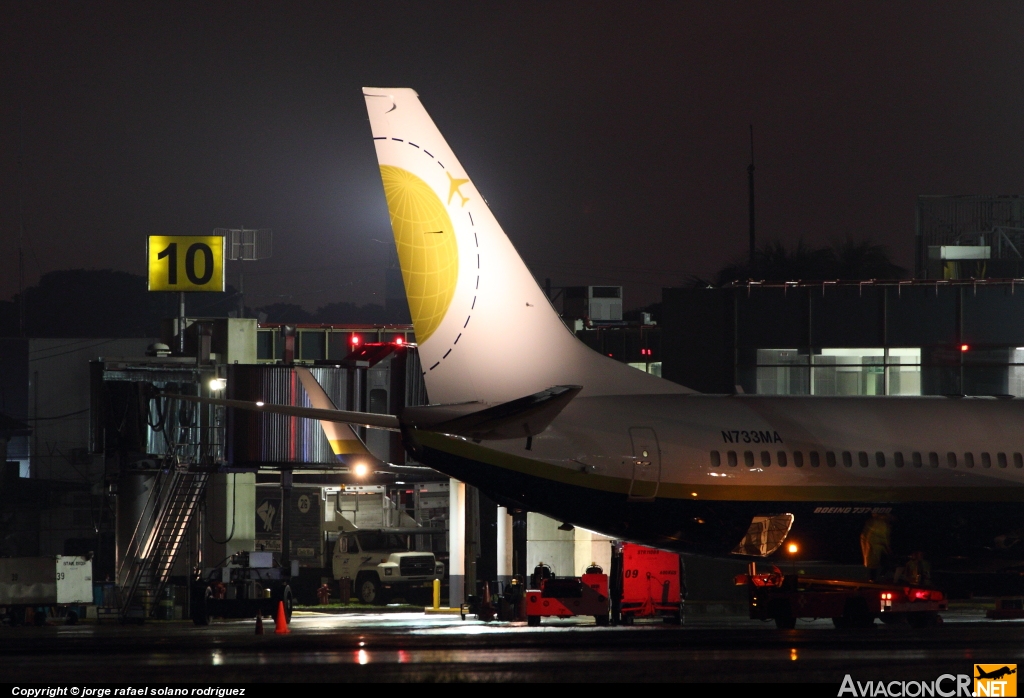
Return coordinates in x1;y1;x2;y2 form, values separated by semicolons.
527;513;613;578
203;473;256;565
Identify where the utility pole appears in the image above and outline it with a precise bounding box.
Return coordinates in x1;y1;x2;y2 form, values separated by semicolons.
16;104;27;337
748;124;756;276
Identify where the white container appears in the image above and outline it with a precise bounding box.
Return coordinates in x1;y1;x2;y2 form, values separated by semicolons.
0;556;93;606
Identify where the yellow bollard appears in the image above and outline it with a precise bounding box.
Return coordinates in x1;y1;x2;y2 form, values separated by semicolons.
432;578;441;610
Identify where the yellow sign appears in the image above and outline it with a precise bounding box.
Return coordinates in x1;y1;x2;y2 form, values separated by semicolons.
147;236;225;292
975;665;1017;697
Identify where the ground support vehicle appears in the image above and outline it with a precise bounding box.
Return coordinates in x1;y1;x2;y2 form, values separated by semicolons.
0;555;93;625
191;551;293;626
987;597;1024;619
525;572;610;626
610;542;684;625
736;563;946;629
333;529;444;605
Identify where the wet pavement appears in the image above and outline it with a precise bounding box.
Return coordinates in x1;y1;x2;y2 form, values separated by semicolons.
2;607;1023;682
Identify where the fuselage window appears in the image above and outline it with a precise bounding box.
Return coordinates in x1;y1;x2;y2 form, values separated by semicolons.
998;453;1008;468
964;452;975;468
981;453;991;469
842;452;853;468
809;451;820;467
826;452;837;467
947;452;957;468
1015;453;1023;468
858;451;869;468
710;451;721;467
929;452;939;468
912;452;922;468
728;451;738;467
793;451;804;467
777;451;788;467
761;451;772;467
894;452;904;468
875;452;886;468
744;451;755;467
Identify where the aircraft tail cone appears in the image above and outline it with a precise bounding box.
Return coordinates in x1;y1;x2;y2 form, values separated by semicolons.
255;613;264;635
274;601;290;634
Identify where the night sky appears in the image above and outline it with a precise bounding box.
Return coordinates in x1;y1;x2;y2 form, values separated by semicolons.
3;2;1024;312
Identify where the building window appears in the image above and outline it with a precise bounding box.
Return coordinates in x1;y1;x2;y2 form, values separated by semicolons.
777;451;788;467
793;451;804;467
728;451;738;467
710;451;721;467
754;347;922;396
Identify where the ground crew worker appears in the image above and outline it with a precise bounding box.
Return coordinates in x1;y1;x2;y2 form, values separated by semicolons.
904;551;931;586
860;514;891;581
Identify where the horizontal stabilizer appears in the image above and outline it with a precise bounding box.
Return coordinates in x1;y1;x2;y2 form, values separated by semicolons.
164;394;400;431
402;385;582;440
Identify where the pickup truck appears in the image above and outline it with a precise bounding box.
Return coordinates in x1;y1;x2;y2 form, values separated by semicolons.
333;529;444;605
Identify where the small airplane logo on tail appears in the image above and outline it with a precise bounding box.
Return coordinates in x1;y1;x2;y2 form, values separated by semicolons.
446;171;470;207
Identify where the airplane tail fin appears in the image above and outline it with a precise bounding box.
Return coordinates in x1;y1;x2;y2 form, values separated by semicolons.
295;368;370;458
363;88;692;403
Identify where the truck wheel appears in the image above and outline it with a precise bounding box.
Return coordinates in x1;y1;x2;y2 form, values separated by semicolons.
33;608;47;626
527;615;541;627
192;586;212;626
840;599;874;629
65;610;79;625
907;612;939;628
281;585;294;623
357;575;383;605
595;614;609;626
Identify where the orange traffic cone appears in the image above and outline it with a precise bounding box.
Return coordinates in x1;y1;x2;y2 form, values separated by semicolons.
255;614;264;635
274;601;290;634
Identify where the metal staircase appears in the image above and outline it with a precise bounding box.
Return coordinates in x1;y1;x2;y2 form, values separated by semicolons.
118;467;209;621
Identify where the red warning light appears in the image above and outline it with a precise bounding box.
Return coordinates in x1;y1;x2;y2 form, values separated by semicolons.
961;344;969;352
350;334;360;346
395;336;404;346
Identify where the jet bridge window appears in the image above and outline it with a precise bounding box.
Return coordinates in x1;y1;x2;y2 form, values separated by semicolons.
842;452;853;468
998;453;1008;468
875;452;886;468
947;452;958;468
744;451;755;467
1015;453;1023;468
760;451;772;467
793;451;804;467
912;452;922;467
777;451;788;467
981;453;992;469
809;451;820;467
826;452;837;467
894;452;904;468
964;453;975;468
727;451;738;467
710;451;721;467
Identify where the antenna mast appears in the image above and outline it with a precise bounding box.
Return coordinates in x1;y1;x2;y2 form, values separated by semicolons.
748;124;756;275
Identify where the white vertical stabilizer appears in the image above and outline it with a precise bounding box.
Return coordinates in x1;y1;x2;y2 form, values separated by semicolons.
363;87;692;404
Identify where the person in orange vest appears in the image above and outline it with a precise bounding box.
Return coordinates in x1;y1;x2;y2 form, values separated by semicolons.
860;514;891;581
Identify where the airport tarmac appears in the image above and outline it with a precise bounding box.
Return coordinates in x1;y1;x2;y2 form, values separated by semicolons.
1;607;1022;683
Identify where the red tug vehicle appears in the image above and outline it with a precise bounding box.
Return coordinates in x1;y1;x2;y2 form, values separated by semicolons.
525;563;610;626
736;562;946;629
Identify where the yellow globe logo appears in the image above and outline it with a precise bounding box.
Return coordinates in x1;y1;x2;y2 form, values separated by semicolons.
380;165;459;344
